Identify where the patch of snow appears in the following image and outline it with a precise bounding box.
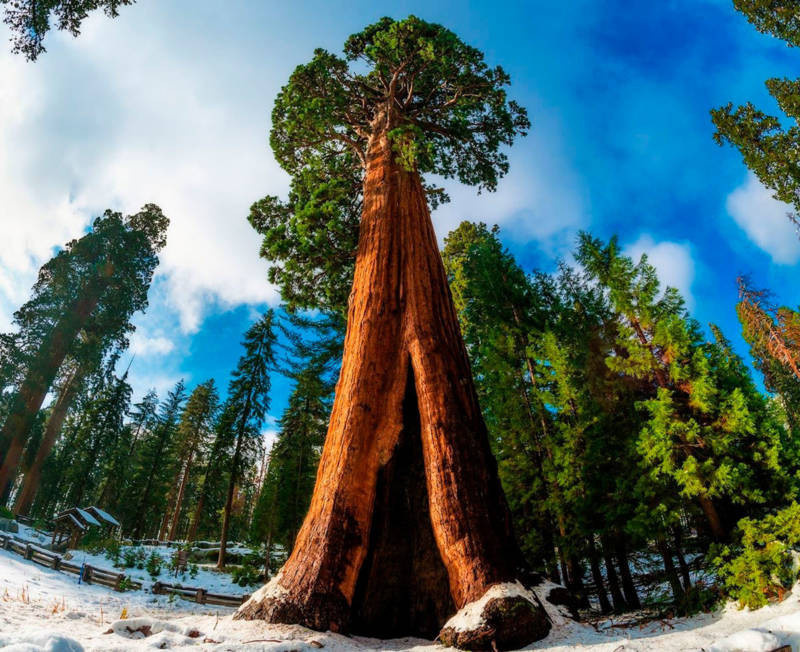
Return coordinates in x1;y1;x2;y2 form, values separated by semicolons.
242;568;288;607
442;580;537;633
0;632;84;651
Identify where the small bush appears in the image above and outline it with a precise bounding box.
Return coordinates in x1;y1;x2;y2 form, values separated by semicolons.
230;551;266;587
0;506;14;520
145;551;164;579
122;547;138;568
710;502;800;609
188;563;199;579
117;576;133;592
677;581;720;615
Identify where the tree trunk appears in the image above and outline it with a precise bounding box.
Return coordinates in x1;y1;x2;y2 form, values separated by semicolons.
614;537;640;610
673;528;692;591
657;537;685;604
601;535;626;612
236;130;548;643
568;555;590;609
168;450;194;541
587;538;611;614
217;426;245;569
13;367;83;516
698;494;726;541
0;270;108;490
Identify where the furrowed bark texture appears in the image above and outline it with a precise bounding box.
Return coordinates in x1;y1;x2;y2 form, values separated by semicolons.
237;132;535;639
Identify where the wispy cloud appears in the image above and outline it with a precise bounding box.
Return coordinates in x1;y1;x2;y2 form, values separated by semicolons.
726;173;800;265
625;235;696;307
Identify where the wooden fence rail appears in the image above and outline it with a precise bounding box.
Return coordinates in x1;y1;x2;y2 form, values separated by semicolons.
0;533;248;606
151;580;250;607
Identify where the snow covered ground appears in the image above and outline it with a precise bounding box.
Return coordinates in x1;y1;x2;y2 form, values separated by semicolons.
1;544;800;651
14;524;253;596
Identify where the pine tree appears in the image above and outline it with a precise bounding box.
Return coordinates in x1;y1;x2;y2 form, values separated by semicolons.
158;379;219;541
217;312;276;568
577;234;784;541
125;380;186;538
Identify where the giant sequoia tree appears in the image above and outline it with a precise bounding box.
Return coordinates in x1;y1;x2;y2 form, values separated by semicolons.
237;16;549;649
0;206;167;497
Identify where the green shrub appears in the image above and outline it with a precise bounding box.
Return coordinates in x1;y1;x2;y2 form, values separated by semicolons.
710;502;800;609
188;563;199;579
145;551;164;579
0;506;14;520
122;547;138;568
677;581;721;615
117;576;133;592
230;551;265;587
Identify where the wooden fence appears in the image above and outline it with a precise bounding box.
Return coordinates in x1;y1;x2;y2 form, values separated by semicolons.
152;581;250;607
0;533;249;606
0;534;143;591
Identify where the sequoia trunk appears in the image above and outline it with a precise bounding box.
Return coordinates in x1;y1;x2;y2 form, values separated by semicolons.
237;130;547;641
13;366;84;516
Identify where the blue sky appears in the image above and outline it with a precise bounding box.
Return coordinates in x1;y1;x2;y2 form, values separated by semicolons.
1;0;799;436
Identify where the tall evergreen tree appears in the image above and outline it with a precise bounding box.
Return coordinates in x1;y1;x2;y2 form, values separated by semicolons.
0;205;168;498
218;312;276;568
125;380;186;538
158;379;219;541
577;234;784;540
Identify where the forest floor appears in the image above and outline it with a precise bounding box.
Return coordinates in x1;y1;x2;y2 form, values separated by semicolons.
2;543;800;651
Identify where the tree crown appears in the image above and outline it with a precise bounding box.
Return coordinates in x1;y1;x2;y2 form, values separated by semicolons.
271;15;529;191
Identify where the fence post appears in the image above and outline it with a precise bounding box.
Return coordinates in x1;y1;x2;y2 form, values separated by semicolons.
195;588;206;604
24;544;32;560
115;573;124;591
83;565;93;584
152;581;163;595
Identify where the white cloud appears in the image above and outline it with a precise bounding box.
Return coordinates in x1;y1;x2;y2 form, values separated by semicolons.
129;332;175;357
624;235;696;306
431;107;587;255
0;6;287;337
727;173;800;265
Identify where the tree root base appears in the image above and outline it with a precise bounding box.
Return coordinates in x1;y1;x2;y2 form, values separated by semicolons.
438;583;551;651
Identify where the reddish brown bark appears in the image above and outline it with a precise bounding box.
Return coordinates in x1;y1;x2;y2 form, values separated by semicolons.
13;366;83;516
237;131;541;639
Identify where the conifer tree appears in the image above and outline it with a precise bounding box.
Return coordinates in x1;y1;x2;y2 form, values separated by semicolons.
577;235;783;540
158;379;219;541
712;1;800;234
126;380;186;538
0;205;168;497
217;312;276;568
